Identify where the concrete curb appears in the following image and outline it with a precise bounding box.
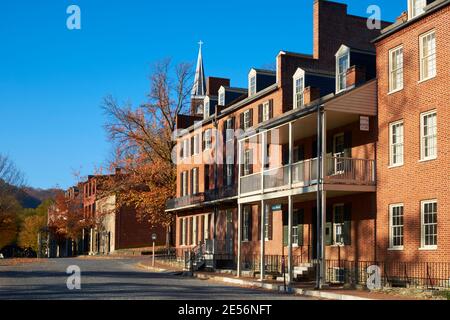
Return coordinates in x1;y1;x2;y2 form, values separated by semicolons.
136;263;372;300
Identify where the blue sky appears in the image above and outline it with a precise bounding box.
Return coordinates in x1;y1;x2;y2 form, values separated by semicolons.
0;0;405;189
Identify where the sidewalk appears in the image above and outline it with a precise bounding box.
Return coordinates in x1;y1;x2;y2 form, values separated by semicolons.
136;259;427;300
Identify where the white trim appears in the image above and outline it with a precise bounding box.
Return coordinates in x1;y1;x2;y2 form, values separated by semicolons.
248;69;257;97
408;0;427;20
389;203;404;250
203;96;211;120
388;45;404;93
243;109;251;130
262;101;270;122
218;86;226;106
420;199;438;249
420;109;437;161
419;30;436;82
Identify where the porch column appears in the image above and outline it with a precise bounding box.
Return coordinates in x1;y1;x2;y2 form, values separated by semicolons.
288;122;293;188
287;195;293;284
260;200;265;281
261;132;266;194
237;203;242;277
89;228;94;255
320;109;327;287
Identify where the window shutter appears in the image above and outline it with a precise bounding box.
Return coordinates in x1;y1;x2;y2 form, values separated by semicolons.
282;144;289;165
248;208;253;241
249;108;253;127
202;132;205;151
231;117;235;131
258;104;263;123
179;142;183;159
282;210;288;246
178;218;183;245
344;131;352;158
257;207;261;240
269;99;274;119
298;209;304;246
191;136;194;156
343;203;352;245
240;113;244;130
325;206;333;246
268;208;273;240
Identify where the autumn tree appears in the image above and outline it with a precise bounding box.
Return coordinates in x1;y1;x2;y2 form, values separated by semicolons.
0;154;25;250
102;59;192;244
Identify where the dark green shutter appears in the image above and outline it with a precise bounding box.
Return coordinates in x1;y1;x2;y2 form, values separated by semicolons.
325;206;333;246
248;207;253;241
297;209;304;246
283;211;288;246
257;205;261;241
268;208;273;240
258;104;263;123
343;203;352;245
249;108;254;127
269;99;274;119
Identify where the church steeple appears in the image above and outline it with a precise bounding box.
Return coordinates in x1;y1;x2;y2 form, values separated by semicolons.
191;41;206;97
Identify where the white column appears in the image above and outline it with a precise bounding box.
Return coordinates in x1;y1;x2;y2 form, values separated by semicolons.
261;132;265;194
289;122;293;187
260;200;265;281
237;203;242;277
287;195;293;284
89;228;94;255
320;110;327;287
238;140;242;195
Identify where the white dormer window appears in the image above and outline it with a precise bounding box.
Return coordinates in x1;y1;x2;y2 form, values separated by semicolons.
336;45;350;93
408;0;427;19
218;87;225;106
249;69;257;96
293;68;305;109
203;98;210;120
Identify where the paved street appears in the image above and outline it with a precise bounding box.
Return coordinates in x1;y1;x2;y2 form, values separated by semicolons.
0;257;314;300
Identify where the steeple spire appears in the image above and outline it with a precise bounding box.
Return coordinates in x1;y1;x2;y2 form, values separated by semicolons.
191;40;206;97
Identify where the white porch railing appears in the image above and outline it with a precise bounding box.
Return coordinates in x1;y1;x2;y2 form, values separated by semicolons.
239;157;375;196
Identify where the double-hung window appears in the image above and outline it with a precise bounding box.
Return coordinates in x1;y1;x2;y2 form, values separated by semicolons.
421;200;437;249
181;171;188;196
192;216;197;245
244;150;251;175
389;46;404;92
420;30;436;81
219;92;225;106
389;121;404;166
191;167;199;194
249;76;256;96
204;129;212;150
193;134;200;155
408;0;426;19
183;139;189;159
243;110;251;130
389;204;404;249
204;101;210;120
262;101;270;122
226;118;234;142
181;218;187;245
336;48;350;93
204;214;209;240
333;205;345;245
420;111;437;160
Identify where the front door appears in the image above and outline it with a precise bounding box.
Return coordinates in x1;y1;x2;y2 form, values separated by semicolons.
333;133;345;174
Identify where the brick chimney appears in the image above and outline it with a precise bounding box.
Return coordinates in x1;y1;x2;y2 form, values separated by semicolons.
346;65;366;89
397;11;408;23
206;77;230;96
303;87;321;105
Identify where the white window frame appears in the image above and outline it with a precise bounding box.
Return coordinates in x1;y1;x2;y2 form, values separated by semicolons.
264;205;270;241
249;69;257;96
192;167;199;194
389;46;404;93
193;134;200;155
183;139;189;159
293;68;305;109
421;199;437;250
408;0;426;20
389;203;404;250
181;171;188;197
244;149;251;175
243;110;251;130
389;120;404;167
262;101;270;122
420;110;437;161
333;204;345;246
336;45;350;94
196;104;204;115
419;30;436;82
181;218;187;246
204;129;212;150
242;206;250;242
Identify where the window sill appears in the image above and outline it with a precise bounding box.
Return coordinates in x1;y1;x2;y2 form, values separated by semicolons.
330;244;346;247
388;247;404;251
418;75;436;84
388;87;403;95
419;246;437;251
418;157;437;163
388;163;404;169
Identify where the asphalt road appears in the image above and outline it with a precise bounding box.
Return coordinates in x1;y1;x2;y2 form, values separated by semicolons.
0;257;315;300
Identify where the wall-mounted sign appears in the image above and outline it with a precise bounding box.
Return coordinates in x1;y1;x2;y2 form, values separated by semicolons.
360;116;369;131
271;204;282;211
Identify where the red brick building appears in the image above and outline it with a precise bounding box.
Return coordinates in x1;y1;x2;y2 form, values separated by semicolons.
374;0;449;265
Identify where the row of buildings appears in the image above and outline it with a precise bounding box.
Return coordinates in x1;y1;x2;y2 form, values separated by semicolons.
47;168;168;257
167;0;449;288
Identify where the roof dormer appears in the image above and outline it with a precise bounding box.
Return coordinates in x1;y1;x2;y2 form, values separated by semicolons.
203;96;217;120
218;86;225;106
248;69;257;97
335;45;350;94
408;0;427;19
247;68;276;97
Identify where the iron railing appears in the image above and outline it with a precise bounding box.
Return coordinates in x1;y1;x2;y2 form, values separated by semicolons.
166;185;237;210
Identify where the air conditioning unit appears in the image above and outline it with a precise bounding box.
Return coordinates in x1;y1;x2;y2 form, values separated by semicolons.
329;267;345;284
